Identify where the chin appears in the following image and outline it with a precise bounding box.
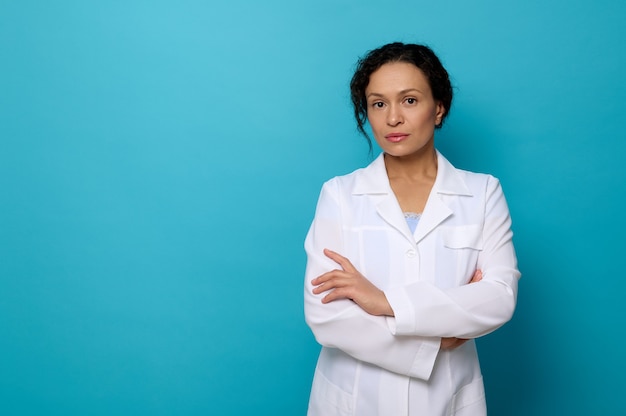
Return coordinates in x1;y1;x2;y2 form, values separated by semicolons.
383;145;433;159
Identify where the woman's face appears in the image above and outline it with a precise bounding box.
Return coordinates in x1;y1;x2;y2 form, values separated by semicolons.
365;62;444;159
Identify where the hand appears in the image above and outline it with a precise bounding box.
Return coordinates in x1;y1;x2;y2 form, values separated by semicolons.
441;269;483;349
468;269;482;283
440;337;468;349
311;249;394;316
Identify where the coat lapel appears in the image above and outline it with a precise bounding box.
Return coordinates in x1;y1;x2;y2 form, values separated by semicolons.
352;154;415;244
413;151;473;243
353;152;473;245
412;190;453;244
375;195;414;243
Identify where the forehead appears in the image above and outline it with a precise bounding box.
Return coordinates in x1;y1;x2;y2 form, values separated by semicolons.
366;62;432;95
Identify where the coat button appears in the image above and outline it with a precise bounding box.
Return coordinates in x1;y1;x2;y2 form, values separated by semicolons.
406;249;416;258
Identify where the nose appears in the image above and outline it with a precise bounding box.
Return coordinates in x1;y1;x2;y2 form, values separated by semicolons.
386;105;403;126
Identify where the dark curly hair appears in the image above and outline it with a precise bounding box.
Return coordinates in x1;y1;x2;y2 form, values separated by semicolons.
349;42;453;151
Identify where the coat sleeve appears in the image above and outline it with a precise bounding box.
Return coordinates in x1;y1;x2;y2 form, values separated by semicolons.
304;180;441;381
384;176;520;339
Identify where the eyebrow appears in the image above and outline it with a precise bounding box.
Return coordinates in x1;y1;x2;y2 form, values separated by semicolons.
366;88;424;99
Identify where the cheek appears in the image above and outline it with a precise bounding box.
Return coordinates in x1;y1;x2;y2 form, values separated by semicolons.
414;108;438;126
367;120;387;143
366;112;384;131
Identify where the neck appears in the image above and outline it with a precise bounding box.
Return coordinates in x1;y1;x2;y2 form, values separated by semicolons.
383;146;438;181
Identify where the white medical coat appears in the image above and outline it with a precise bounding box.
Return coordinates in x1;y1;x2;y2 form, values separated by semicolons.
304;151;520;415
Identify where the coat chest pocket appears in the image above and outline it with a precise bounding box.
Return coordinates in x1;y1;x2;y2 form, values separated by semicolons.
441;225;483;250
435;225;483;289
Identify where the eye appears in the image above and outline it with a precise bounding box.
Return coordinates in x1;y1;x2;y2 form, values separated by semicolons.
405;97;417;105
371;101;385;109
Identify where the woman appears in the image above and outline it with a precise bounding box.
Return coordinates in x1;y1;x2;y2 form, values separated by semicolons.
303;42;520;415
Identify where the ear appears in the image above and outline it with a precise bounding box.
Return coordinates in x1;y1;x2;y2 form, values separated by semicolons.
435;101;446;125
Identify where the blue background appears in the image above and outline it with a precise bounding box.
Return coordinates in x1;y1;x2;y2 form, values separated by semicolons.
1;0;625;414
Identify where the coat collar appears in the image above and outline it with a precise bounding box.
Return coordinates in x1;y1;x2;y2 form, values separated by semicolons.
351;151;473;244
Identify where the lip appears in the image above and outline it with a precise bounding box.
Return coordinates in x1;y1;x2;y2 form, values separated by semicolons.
385;133;409;143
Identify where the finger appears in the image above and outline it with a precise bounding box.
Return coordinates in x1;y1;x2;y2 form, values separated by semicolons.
323;248;356;272
312;273;351;295
312;280;341;295
469;269;483;284
441;337;468;349
321;288;352;304
311;269;345;286
441;337;454;349
454;338;468;348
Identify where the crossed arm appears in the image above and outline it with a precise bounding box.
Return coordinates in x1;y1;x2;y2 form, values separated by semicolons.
304;177;519;378
310;248;483;350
